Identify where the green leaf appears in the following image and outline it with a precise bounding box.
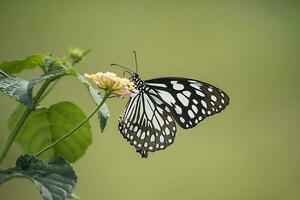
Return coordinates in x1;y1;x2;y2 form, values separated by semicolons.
0;54;45;74
0;154;77;200
0;66;70;108
8;102;92;163
77;74;110;132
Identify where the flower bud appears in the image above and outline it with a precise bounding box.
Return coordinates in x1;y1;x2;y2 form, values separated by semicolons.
69;47;83;60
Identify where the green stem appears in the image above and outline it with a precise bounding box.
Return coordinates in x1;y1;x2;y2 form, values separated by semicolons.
39;78;60;102
0;80;52;165
35;90;111;157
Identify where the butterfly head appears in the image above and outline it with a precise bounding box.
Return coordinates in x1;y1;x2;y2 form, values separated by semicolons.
131;73;145;91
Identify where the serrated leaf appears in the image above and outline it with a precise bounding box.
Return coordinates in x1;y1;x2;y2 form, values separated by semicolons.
77;74;110;132
0;154;77;200
0;67;70;108
0;54;45;74
8;102;92;163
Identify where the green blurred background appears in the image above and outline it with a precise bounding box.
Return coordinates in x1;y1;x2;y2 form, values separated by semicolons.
0;1;300;200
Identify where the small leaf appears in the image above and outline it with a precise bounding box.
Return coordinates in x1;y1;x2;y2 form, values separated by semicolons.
0;54;45;74
0;66;71;108
77;74;110;132
8;101;92;163
0;154;77;200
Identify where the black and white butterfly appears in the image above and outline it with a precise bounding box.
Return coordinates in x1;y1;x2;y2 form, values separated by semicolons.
115;55;229;158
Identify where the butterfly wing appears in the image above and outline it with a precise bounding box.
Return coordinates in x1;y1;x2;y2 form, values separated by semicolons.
145;77;230;129
118;91;177;157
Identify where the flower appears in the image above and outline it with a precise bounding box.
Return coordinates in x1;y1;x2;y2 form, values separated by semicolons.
84;72;138;97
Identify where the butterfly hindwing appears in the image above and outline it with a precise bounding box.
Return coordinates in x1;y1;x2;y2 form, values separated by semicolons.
145;77;230;129
118;91;177;157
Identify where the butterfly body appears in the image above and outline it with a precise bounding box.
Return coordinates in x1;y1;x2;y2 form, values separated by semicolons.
118;73;229;158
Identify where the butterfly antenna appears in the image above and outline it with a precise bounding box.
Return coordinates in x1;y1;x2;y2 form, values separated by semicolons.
133;51;138;73
110;63;134;76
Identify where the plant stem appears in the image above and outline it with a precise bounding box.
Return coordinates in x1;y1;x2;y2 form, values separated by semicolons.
0;80;51;165
35;90;111;157
39;78;60;102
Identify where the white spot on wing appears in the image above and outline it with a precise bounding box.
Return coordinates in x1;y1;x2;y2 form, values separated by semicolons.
183;91;191;97
165;107;170;112
175;105;182;114
165;127;170;135
201;100;207;109
147;83;167;88
190;83;200;90
171;81;184;90
211;95;217;102
192;105;198;113
141;132;146;139
177;93;189;106
159;135;164;143
152;118;160;130
180;117;185;123
150;135;155;142
188;110;195;118
137;130;141;138
157;90;176;106
196;90;205;97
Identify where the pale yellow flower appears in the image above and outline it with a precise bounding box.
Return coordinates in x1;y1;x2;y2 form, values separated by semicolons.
84;72;138;97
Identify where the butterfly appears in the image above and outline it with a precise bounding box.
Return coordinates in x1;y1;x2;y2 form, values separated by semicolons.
114;54;230;158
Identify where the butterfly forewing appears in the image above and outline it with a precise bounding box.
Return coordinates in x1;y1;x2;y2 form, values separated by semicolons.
119;91;177;157
145;78;230;129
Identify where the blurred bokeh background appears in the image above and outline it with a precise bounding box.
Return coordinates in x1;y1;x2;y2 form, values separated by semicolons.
0;1;300;200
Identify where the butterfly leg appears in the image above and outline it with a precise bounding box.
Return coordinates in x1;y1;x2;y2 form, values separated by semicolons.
137;150;148;158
